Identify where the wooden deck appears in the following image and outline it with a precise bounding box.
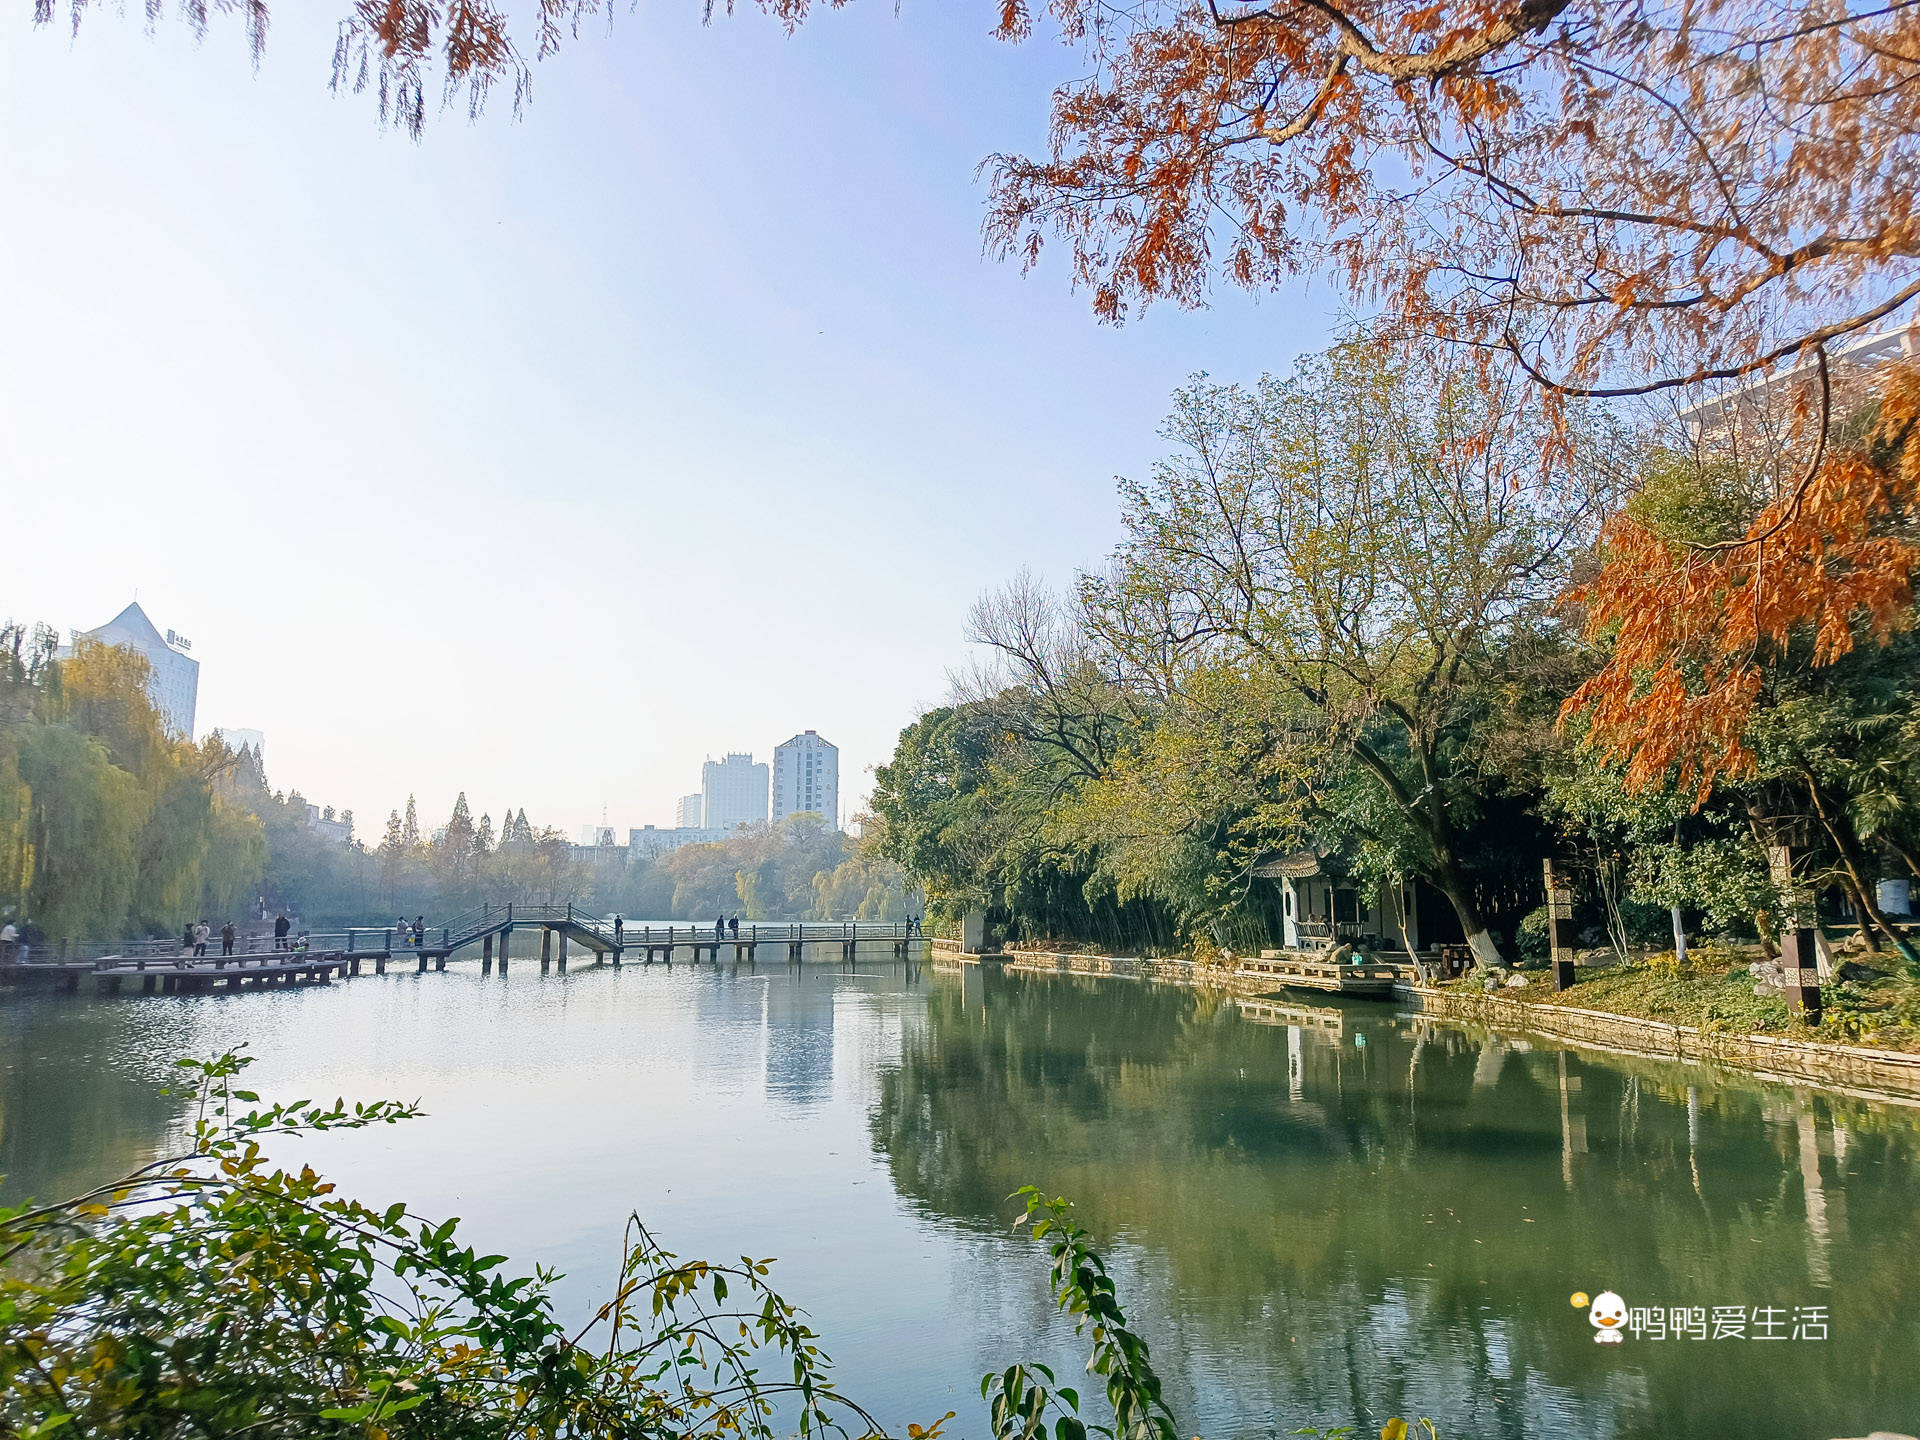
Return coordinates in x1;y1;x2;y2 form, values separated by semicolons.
1239;950;1403;998
94;952;354;992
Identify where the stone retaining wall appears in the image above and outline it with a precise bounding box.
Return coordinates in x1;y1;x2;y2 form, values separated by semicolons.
998;948;1216;985
930;947;1920;1100
1397;985;1920;1100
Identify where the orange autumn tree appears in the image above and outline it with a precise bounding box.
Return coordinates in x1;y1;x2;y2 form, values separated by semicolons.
37;0;1920;396
1565;361;1920;801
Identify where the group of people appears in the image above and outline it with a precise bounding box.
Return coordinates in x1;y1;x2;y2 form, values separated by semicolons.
396;916;427;948
0;917;42;963
179;921;242;958
714;914;741;940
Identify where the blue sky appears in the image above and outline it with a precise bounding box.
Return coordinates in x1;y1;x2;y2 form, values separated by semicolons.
1;0;1338;836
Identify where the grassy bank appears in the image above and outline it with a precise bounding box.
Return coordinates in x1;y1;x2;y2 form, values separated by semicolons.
1453;945;1920;1053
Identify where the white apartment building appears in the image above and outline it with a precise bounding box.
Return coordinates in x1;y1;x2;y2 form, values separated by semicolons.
75;602;199;739
702;753;769;831
772;730;839;826
674;793;704;829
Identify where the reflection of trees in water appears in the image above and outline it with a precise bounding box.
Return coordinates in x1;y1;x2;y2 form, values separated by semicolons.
871;971;1920;1439
0;1000;187;1205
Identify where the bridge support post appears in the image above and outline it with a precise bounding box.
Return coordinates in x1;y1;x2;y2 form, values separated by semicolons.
498;927;509;973
559;934;569;972
483;934;494;974
435;954;446;973
539;927;552;972
418;952;427;974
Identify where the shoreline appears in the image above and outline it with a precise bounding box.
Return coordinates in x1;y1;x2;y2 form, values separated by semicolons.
933;945;1920;1103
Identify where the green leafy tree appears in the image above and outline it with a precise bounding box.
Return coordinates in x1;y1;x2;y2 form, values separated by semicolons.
1082;340;1619;966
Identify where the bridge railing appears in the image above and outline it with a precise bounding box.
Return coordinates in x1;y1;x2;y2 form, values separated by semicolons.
52;913;926;967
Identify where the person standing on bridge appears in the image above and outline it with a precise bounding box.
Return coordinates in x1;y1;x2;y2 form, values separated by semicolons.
714;915;724;942
192;921;210;957
413;917;426;949
273;913;291;950
613;915;623;946
0;918;15;963
728;914;739;939
220;921;235;957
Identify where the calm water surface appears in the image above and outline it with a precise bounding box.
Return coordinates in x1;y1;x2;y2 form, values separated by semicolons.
3;961;1917;1439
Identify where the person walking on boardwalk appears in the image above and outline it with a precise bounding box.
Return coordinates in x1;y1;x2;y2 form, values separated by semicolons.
728;914;740;939
413;917;426;949
273;913;291;951
220;921;235;957
193;921;210;957
714;915;725;942
397;916;411;948
0;918;15;963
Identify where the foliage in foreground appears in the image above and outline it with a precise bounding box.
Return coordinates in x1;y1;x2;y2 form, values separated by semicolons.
0;1054;1427;1440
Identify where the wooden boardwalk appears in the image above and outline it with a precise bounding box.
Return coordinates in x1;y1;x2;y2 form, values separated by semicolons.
2;907;928;999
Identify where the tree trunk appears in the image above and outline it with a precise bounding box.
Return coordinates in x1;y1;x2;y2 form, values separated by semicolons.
1832;866;1883;954
1430;847;1503;970
1806;776;1920;967
1882;832;1920;885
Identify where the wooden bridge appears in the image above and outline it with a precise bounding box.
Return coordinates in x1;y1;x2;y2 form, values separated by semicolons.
1;906;927;997
403;904;923;972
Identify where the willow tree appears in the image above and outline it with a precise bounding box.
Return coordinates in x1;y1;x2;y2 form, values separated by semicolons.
1083;339;1618;966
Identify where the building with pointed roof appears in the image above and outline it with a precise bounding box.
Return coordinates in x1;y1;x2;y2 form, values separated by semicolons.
76;601;199;739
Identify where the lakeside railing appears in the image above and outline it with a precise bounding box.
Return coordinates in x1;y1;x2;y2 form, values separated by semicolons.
17;910;925;970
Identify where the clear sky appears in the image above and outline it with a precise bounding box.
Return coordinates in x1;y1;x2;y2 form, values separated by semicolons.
1;1;1338;838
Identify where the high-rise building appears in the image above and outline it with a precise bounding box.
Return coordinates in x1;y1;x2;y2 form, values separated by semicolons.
772;731;839;826
674;793;704;829
702;753;769;831
75;602;199;739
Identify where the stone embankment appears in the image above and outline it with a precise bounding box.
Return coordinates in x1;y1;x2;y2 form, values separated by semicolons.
931;942;1920;1101
1401;984;1920;1101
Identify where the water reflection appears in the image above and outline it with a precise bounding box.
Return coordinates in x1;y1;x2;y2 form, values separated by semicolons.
874;969;1920;1439
2;963;1917;1440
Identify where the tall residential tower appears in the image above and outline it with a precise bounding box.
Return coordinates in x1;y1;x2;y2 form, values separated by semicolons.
701;753;769;831
772;731;838;826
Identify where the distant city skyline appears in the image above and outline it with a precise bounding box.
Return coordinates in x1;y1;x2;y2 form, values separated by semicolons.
2;1;1331;836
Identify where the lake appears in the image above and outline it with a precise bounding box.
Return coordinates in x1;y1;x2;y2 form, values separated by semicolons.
2;959;1916;1438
